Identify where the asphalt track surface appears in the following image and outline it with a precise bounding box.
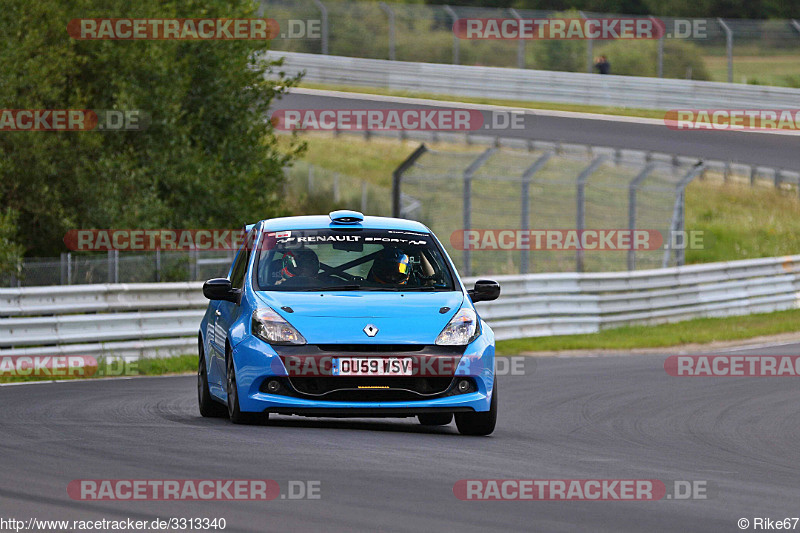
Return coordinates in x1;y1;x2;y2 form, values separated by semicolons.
2;342;799;532
275;91;800;169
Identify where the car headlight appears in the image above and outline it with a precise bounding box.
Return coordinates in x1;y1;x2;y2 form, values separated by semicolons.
435;307;479;345
252;307;306;345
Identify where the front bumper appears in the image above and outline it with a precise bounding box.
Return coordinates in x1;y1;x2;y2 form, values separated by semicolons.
226;326;496;416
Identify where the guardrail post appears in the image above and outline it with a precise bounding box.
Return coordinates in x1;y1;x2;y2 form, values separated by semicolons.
520;152;554;273
443;6;459;65
718;18;733;83
580;11;593;74
627;163;656;271
575;156;608;272
392;144;428;218
312;0;329;55
664;163;705;267
462;148;496;277
379;2;396;61
509;8;525;68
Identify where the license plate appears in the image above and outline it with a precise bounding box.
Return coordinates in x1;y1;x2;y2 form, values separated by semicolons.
332;357;413;376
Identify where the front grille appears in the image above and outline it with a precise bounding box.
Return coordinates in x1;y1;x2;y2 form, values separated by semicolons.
315;344;426;353
260;376;476;402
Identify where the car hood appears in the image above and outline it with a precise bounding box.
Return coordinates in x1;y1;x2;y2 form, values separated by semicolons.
253;291;465;344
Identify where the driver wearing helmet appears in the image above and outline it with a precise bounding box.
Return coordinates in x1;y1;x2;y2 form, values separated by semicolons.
368;247;411;285
277;249;320;286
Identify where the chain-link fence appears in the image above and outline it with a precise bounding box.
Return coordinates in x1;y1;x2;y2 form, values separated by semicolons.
393;142;704;277
262;0;800;86
283;160;393;216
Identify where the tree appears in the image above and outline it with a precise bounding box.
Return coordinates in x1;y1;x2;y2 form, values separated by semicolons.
0;0;304;257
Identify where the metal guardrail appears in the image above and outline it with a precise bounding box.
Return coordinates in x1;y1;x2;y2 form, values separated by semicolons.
470;255;800;339
1;255;799;357
0;283;204;358
266;51;800;110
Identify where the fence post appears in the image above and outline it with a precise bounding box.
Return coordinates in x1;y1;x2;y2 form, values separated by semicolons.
155;249;161;282
652;17;664;78
575;156;608;272
379;2;396;61
443;5;459;65
392;144;428;218
509;8;525;69
107;250;114;283
580;11;593;74
60;253;67;285
627;163;656;271
312;0;329;55
361;181;368;212
664;163;705;267
333;173;340;202
718;18;733;83
462;148;496;277
520;152;554;274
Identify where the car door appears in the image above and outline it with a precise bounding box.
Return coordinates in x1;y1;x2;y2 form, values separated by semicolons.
210;230;255;387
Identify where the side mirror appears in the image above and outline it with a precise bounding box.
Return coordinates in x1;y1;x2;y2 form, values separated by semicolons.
203;278;239;303
468;279;500;303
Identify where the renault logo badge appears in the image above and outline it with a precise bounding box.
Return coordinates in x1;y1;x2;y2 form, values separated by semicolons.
363;324;378;337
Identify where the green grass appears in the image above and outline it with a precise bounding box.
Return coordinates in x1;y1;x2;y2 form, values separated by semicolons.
496;308;800;354
685;178;800;263
299;81;667;120
0;354;196;384
703;54;800;86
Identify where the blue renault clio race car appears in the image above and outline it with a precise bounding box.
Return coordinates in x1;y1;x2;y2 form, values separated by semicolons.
197;211;501;435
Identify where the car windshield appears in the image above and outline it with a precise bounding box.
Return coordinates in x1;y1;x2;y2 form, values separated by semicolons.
255;228;456;292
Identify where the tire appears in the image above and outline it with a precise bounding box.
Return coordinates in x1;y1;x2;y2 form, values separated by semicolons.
418;413;453;426
455;378;497;436
198;340;227;418
226;349;263;425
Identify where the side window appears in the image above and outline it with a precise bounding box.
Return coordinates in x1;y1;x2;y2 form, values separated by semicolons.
230;231;256;290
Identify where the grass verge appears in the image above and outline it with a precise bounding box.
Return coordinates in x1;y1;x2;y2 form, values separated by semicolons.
0;354;196;384
496;308;800;355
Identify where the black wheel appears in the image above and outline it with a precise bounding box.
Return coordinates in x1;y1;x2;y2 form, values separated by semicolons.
455;378;497;436
226;349;263;425
198;340;227;418
418;413;453;426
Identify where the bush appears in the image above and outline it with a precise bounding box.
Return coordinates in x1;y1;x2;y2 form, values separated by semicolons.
0;209;23;279
596;39;710;80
